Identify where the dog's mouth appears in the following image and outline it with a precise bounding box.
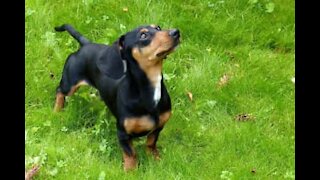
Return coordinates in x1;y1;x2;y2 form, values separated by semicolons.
156;40;180;59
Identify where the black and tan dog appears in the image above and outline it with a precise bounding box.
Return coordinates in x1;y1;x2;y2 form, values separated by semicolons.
53;24;180;171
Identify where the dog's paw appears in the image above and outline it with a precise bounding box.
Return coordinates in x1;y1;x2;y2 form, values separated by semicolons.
123;154;138;172
146;147;161;160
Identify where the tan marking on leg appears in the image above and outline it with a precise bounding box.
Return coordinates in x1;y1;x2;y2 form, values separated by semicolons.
145;111;171;160
123;141;137;171
123;153;137;171
159;111;171;127
67;80;88;96
146;111;171;160
146;133;160;160
124;116;155;134
54;92;65;112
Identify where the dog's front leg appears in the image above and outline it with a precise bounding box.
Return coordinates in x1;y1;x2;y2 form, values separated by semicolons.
146;111;171;160
146;127;163;160
117;131;137;171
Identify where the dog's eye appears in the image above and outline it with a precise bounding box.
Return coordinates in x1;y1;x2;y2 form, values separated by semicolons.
156;26;161;31
140;32;148;39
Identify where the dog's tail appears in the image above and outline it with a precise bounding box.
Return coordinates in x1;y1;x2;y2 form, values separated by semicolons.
55;24;91;46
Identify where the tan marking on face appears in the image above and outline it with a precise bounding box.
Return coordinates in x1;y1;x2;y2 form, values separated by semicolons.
54;92;65;112
159;111;171;127
67;80;88;96
132;31;175;87
133;31;174;61
124;116;155;134
150;24;157;28
140;28;149;33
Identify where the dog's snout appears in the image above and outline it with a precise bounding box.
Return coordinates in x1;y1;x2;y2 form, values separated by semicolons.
169;29;180;38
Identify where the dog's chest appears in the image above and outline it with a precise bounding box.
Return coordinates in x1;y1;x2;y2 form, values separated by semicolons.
153;75;162;105
123;115;156;136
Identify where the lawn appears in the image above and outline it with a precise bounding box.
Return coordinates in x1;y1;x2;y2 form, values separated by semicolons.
25;0;295;179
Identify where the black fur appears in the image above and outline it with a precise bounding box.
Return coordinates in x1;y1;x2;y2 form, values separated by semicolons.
54;24;179;163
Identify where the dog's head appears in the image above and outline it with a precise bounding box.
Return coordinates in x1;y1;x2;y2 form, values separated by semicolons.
118;25;180;63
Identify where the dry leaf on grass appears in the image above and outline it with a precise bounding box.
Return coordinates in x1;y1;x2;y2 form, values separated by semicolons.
225;51;235;60
187;92;193;101
251;168;257;173
234;113;255;121
217;74;230;87
49;72;55;79
123;7;128;12
25;165;40;180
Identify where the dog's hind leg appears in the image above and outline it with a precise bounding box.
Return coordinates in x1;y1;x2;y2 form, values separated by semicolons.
54;55;88;112
54;80;88;112
54;89;66;112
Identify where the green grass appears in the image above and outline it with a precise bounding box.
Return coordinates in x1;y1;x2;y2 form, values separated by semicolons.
25;0;295;179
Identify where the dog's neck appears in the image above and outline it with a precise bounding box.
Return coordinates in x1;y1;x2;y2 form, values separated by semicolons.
125;56;163;108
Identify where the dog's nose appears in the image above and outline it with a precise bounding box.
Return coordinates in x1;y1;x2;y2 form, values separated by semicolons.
169;29;180;38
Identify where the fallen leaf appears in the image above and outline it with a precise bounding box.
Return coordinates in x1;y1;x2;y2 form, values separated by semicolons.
187;92;193;101
251;168;256;173
123;7;128;12
48;167;58;176
265;2;275;13
225;51;235;60
218;74;229;87
50;72;55;79
234;113;255;121
25;165;40;180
